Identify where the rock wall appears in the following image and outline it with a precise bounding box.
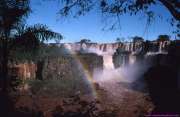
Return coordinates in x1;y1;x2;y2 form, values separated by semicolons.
9;53;103;80
41;53;103;80
9;62;36;80
77;53;103;76
143;40;180;112
41;55;81;80
58;40;170;54
9;40;173;80
112;40;171;68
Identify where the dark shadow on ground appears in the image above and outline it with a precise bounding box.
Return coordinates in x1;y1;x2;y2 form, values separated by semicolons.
144;65;180;113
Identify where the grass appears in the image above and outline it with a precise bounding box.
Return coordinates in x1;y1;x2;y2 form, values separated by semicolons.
26;78;92;98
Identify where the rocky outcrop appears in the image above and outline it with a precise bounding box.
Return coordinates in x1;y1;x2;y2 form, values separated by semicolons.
59;40;170;54
40;55;81;80
143;40;180;112
112;47;131;68
40;53;103;80
9;62;36;80
8;40;173;80
112;40;171;68
77;53;103;76
57;40;171;69
8;52;103;81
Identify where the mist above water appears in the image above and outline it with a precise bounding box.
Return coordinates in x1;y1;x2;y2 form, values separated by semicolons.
69;44;150;85
102;54;114;69
90;50;149;86
62;43;155;90
60;42;174;98
93;57;150;83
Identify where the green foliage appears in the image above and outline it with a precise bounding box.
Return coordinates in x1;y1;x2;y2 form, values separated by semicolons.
133;36;144;43
0;0;31;32
0;0;63;92
10;76;23;92
26;78;91;97
0;0;63;51
157;35;170;42
78;39;91;44
116;37;125;43
9;43;67;63
0;0;63;59
13;24;62;50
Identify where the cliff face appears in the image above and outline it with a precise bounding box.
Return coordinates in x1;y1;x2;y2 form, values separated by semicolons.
143;40;180;112
77;53;103;76
9;40;172;80
9;62;36;80
40;56;79;80
40;53;103;80
112;40;170;68
113;50;131;68
58;40;170;68
10;53;103;80
60;40;170;54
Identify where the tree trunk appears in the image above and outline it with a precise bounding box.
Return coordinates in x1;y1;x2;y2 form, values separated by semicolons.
1;30;9;93
1;39;9;92
159;0;180;21
36;60;44;80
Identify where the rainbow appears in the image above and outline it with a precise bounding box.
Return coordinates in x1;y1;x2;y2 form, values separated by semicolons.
64;47;99;98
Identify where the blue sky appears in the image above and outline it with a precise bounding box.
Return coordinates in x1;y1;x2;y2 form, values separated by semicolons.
27;0;175;43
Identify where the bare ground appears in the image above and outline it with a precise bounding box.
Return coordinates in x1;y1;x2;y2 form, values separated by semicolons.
15;81;154;117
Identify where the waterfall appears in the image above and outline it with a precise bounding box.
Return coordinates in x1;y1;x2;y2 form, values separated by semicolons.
159;42;163;52
129;55;136;65
59;41;171;93
103;54;114;69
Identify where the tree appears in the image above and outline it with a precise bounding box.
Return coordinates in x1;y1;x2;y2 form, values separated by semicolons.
157;34;170;42
0;0;63;92
58;0;179;36
132;36;144;43
78;39;91;45
116;37;121;42
116;37;125;43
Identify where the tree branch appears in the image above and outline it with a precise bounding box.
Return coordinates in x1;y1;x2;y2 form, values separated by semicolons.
159;0;180;21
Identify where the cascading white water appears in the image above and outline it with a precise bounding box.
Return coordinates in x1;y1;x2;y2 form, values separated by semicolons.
102;54;114;69
62;42;153;93
159;42;163;52
129;55;136;65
